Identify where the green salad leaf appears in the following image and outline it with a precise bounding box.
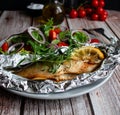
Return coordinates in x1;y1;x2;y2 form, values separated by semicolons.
73;31;88;43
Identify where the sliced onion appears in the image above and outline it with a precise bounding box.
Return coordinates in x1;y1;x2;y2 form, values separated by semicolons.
71;29;90;44
27;26;45;44
8;42;24;53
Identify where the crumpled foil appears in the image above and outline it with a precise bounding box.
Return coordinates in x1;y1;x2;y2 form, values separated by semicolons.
0;41;120;94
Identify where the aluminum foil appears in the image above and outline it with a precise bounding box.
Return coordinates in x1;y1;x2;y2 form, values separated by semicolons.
0;41;120;94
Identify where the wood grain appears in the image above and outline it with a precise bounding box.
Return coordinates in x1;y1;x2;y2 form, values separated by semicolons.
0;11;31;40
0;89;22;115
0;11;32;115
106;10;120;38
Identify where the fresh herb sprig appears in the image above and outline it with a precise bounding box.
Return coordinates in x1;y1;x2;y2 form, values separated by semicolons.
39;18;54;37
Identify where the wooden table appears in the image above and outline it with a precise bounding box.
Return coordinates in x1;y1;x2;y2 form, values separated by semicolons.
0;10;120;115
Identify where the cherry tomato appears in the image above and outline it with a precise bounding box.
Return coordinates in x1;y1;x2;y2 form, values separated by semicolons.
49;30;57;40
1;42;9;52
91;0;99;8
69;9;78;18
58;42;68;47
85;7;93;15
99;14;107;21
98;0;105;7
54;27;61;34
90;38;100;43
78;9;86;18
103;10;108;16
96;7;104;15
91;14;99;20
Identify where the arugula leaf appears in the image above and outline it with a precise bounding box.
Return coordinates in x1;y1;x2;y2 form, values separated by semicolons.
73;32;88;43
39;18;54;37
31;30;43;42
59;30;71;41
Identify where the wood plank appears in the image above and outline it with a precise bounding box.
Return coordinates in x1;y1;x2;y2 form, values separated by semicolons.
106;10;120;38
0;11;32;115
0;89;22;115
59;99;73;115
70;95;93;115
0;11;31;40
89;69;120;115
23;98;45;115
45;100;61;115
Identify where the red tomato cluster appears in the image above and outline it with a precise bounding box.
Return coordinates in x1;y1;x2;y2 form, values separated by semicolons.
49;27;68;47
69;0;108;21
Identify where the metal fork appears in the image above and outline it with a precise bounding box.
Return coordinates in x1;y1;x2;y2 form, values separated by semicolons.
83;28;119;44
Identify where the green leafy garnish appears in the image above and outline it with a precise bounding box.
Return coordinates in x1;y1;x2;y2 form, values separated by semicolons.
31;30;43;42
73;31;88;43
59;30;71;40
39;18;54;37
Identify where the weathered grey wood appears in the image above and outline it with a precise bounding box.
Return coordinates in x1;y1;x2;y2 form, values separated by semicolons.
23;99;45;115
0;11;32;115
70;95;93;115
89;70;120;115
0;11;31;40
59;99;73;115
0;89;22;115
106;10;120;38
45;100;61;115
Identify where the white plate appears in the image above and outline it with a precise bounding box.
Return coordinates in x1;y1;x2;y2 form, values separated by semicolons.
5;71;113;100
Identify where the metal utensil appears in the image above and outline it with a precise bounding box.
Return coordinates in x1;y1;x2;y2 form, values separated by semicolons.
82;28;96;36
90;28;112;41
85;28;119;44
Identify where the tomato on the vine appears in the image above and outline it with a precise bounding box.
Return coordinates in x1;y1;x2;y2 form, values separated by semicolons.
103;10;108;16
99;14;107;21
91;14;99;20
49;30;57;41
69;9;78;18
1;42;9;52
91;0;99;8
78;9;86;18
98;0;105;7
85;7;93;15
96;7;104;15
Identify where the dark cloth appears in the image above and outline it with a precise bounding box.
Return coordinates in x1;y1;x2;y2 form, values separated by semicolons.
0;0;120;10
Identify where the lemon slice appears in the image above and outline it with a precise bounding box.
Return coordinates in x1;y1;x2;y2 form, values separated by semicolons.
71;46;105;63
